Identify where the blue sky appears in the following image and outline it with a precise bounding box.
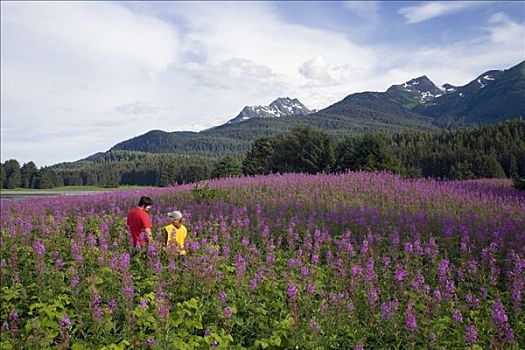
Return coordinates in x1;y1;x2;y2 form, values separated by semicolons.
1;1;524;165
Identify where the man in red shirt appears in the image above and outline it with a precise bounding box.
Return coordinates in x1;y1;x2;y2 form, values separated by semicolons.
127;196;153;249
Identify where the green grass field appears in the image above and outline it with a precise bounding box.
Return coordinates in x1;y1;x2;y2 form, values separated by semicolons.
0;185;152;200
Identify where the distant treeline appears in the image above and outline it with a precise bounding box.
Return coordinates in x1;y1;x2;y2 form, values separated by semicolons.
0;161;61;189
2;119;524;189
242;119;525;181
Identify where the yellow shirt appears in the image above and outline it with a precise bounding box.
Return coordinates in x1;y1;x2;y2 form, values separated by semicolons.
164;224;187;255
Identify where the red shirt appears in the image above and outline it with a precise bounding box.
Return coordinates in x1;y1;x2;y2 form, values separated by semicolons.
127;207;152;247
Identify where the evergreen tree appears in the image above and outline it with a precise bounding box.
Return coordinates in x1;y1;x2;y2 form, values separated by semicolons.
242;137;275;175
34;167;61;189
4;159;22;189
21;161;38;188
271;125;335;174
348;134;405;174
472;154;506;178
159;163;175;187
0;163;5;189
211;156;242;179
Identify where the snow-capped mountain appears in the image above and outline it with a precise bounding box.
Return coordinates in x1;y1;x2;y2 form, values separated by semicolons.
228;97;312;124
108;61;523;155
387;76;444;103
439;70;505;99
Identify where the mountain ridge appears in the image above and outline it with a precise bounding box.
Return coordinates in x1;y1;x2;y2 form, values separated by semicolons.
73;60;525;163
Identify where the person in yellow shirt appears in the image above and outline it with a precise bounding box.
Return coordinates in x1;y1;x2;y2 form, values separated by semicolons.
163;211;188;255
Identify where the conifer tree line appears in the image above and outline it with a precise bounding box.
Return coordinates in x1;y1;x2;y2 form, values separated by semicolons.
1;119;524;189
241;119;525;182
0;161;61;189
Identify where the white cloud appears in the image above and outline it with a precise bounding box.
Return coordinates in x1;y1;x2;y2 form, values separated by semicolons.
1;2;180;165
1;1;524;166
486;12;525;43
299;56;332;80
115;102;169;116
399;1;488;24
376;13;525;87
343;1;381;21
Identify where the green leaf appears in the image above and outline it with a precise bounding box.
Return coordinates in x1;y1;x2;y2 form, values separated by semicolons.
71;343;89;350
271;336;281;346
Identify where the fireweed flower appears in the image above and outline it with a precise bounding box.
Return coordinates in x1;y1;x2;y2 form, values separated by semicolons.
382;256;391;270
381;299;399;321
321;302;329;314
453;310;463;323
464;324;478;345
223;307;232;319
438;259;449;283
55;257;64;270
445;279;457;300
119;253;130;271
403;242;413;254
365;258;377;283
369;287;379;307
394;265;407;284
350;264;362;277
59;314;71;331
91;290;103;320
8;312;18;322
465;293;480;307
248;278;258;291
300;266;309;279
429;332;437;342
307;283;316;295
405;301;417;333
235;254;246;280
492;299;514;341
32;240;45;257
309;319;319;333
288;283;298;301
492;299;508;324
433;289;442;303
123;285;134;301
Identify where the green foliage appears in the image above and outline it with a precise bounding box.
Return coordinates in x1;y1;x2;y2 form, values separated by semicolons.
192;182;226;203
4;159;21;189
5;119;524;188
20;162;38;188
242;138;275;176
211;156;242;179
53;151;217;187
271;125;335;174
34;167;62;189
336;134;405;174
0;163;5;189
513;177;525;190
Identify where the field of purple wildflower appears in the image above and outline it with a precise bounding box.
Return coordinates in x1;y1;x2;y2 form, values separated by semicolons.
1;172;524;349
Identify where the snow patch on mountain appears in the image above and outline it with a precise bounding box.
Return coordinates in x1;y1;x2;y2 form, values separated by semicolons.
228;97;312;124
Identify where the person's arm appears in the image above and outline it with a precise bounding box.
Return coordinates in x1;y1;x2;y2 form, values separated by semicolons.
140;211;153;243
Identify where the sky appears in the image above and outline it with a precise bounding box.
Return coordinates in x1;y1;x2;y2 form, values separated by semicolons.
1;1;524;166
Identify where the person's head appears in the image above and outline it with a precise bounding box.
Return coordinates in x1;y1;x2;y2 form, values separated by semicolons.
168;211;183;228
138;196;153;212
